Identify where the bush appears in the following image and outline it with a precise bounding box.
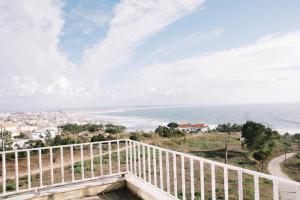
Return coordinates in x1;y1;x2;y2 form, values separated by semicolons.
6;183;16;191
91;134;106;142
129;134;141;141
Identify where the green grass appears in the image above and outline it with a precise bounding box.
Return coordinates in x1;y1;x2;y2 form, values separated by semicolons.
281;153;300;182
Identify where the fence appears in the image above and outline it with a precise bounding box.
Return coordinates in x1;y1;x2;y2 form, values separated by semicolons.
1;139;300;200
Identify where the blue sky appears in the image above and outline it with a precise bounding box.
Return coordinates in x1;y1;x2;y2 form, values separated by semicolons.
1;0;300;110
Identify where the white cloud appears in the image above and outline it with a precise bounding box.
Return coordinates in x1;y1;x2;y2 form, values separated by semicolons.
81;0;205;76
0;0;76;97
109;32;300;105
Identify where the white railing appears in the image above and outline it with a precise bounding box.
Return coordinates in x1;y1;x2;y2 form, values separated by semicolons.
1;139;300;200
127;140;300;200
0;139;128;197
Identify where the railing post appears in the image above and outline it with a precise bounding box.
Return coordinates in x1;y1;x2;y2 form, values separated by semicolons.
181;155;186;200
147;145;151;183
238;170;243;200
38;149;43;187
70;146;75;182
80;144;85;179
143;144;146;181
108;141;112;175
138;143;141;177
117;141;120;173
60;146;64;183
90;143;94;178
224;167;228;200
2;152;6;195
254;175;260;200
129;141;133;173
15;151;19;191
159;149;163;190
50;147;54;185
27;150;31;189
166;152;170;194
200;160;205;200
211;163;216;200
190;157;194;200
153;147;157;187
125;140;129;172
134;142;137;175
272;179;279;200
99;143;103;176
173;153;177;198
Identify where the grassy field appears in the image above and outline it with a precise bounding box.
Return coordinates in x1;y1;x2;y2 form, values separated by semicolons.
281;153;300;182
149;133;259;171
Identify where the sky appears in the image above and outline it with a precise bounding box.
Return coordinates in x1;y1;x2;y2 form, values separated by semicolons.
0;0;300;111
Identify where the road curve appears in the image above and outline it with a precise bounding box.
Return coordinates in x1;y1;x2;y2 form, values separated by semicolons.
268;152;297;200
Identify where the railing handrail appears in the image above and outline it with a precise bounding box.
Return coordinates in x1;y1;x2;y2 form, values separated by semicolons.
1;139;127;153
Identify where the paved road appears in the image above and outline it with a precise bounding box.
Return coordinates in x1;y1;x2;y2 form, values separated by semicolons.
268;152;298;200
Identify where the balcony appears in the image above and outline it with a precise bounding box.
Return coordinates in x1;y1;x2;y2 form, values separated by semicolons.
0;139;299;200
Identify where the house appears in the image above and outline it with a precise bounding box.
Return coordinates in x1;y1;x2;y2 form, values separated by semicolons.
177;123;208;133
25;127;58;140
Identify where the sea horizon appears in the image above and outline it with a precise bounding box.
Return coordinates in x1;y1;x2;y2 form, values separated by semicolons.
84;102;300;134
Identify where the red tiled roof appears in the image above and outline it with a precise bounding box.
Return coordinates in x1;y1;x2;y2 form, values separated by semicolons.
178;124;191;128
178;123;207;128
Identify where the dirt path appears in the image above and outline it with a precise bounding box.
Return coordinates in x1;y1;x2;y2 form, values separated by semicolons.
268;152;297;200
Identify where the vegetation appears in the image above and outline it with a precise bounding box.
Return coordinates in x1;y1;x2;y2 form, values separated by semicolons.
154;123;184;138
241;121;278;172
281;153;300;182
292;133;300;152
215;123;242;132
59;123;103;134
91;134;106;142
104;124;126;139
0;130;13;151
129;133;141;141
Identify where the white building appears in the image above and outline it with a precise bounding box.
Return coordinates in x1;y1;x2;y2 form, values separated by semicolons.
177;123;209;133
25;127;58;140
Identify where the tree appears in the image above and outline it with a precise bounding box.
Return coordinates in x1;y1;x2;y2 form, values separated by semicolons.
292;133;300;152
1;130;13;151
167;122;179;129
216;123;242;132
105;124;126;139
253;146;272;172
155;126;171;137
42;130;53;146
241;121;276;172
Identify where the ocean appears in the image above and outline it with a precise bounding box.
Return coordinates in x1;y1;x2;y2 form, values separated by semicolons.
87;103;300;134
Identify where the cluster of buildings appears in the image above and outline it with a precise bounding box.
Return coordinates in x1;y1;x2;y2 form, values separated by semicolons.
0;111;103;149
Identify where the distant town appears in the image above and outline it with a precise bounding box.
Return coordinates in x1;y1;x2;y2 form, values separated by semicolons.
0;111;107;149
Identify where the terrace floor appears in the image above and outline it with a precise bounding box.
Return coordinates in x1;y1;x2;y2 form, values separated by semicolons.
87;188;140;200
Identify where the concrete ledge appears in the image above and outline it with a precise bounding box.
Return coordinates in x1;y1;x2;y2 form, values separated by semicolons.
4;175;125;200
125;174;176;200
